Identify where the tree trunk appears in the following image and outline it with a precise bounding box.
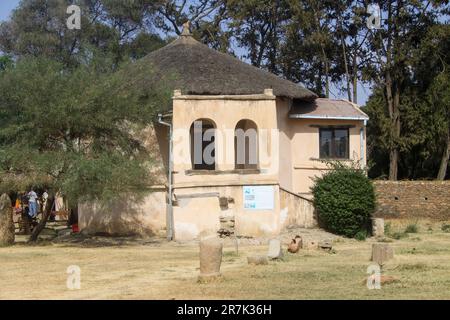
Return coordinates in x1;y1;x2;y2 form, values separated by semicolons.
389;149;399;181
352;55;358;104
28;195;55;242
319;46;330;98
437;130;450;180
324;57;330;98
385;72;400;181
341;34;352;101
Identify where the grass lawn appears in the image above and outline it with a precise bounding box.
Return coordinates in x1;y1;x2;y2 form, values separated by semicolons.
1;222;450;299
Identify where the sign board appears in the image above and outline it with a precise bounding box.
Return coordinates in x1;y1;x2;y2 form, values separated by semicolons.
243;186;275;210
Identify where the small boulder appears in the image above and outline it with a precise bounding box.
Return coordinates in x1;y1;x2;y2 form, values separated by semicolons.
318;240;333;251
198;237;223;282
0;194;15;246
371;243;394;266
371;218;385;237
267;239;283;260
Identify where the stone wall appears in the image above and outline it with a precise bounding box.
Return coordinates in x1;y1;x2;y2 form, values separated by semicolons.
373;181;450;219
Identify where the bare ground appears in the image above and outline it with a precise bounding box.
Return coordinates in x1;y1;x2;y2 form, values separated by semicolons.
1;220;450;300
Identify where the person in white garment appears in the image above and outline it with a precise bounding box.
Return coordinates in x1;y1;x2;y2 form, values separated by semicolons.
27;188;38;218
42;190;49;212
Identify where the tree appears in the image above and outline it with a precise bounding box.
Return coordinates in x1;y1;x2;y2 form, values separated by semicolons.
227;0;289;73
366;18;450;180
415;24;450;180
0;57;170;241
153;0;230;51
363;0;442;180
280;0;343;97
0;55;13;71
333;0;372;103
0;0;165;67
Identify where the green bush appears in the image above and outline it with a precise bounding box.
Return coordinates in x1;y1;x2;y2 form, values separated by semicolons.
354;230;368;241
405;223;418;233
384;222;392;235
311;162;376;238
441;224;450;233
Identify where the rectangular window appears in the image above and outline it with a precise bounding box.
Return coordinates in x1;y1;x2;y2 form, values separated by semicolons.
319;128;349;159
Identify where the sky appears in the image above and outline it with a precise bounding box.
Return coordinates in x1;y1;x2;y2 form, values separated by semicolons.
0;0;371;105
0;1;20;22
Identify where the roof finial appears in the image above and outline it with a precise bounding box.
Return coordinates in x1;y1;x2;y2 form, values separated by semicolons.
181;21;191;36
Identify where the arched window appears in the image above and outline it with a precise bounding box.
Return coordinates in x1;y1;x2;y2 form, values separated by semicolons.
234;119;258;169
190;119;216;170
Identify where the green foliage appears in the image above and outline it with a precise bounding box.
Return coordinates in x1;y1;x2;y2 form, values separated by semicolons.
0;55;13;71
354;230;367;241
0;56;170;204
0;0;166;67
366;23;450;180
384;222;392;235
311;161;376;238
405;223;419;234
441;224;450;233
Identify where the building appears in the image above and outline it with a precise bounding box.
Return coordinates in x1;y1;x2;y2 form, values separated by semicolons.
78;24;369;241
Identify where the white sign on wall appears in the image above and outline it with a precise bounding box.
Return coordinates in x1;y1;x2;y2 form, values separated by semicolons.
243;186;275;210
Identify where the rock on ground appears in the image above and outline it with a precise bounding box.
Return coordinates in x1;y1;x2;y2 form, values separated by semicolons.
0;194;14;246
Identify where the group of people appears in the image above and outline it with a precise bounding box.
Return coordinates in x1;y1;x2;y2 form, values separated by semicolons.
14;189;49;219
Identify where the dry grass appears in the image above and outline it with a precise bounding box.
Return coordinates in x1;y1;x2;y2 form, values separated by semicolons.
1;225;450;299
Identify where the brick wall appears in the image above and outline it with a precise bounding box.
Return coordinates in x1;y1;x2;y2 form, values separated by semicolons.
373;181;450;219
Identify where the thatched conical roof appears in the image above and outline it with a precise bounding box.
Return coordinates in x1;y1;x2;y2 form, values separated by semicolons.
135;30;317;101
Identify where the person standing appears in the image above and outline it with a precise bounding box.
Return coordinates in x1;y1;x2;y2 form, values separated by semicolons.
27;189;38;218
41;190;48;213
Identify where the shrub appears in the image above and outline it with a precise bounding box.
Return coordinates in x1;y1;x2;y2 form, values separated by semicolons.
311;161;376;238
384;222;392;235
391;231;409;240
354;230;368;241
441;224;450;233
405;223;418;234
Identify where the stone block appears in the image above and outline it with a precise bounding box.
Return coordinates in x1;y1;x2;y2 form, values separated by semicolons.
198;237;223;282
371;243;394;266
267;239;283;259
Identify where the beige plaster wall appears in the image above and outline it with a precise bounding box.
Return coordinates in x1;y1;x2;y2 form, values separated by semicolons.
78;94;368;240
288;118;366;194
279;188;317;228
276;98;294;191
172;184;281;241
78;191;166;236
171;94;279;188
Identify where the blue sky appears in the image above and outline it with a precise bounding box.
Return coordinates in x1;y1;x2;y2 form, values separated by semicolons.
0;1;20;22
0;0;371;105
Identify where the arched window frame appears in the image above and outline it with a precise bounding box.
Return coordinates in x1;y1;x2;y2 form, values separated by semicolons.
234;119;259;170
190;118;216;170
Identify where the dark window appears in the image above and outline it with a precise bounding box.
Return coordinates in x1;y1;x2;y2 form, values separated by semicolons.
319;128;349;159
234;119;258;169
190;119;216;170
